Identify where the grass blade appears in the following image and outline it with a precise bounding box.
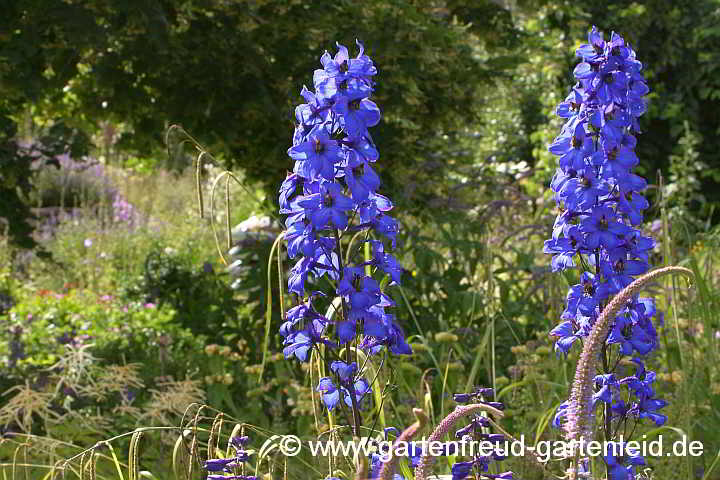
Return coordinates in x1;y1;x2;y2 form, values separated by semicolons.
259;231;285;382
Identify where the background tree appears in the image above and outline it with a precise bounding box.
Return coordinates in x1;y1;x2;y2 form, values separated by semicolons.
2;0;719;249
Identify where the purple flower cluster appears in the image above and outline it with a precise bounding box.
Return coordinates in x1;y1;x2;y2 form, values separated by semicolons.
278;41;411;413
545;27;665;477
112;193;137;225
24;142;140;230
56;328;91;347
204;435;257;480
603;441;645;480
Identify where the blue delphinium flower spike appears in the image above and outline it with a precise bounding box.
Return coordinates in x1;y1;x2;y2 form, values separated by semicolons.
280;41;412;421
545;25;666;476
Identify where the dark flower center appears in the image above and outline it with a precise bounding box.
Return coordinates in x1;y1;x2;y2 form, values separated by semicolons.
323;193;333;207
598;215;609;230
340;61;348;73
314;138;325;154
581;175;591;189
604;73;614;84
349;99;361;110
608;148;618;161
353;163;364;177
583;281;595;296
614;259;625;273
572;136;582;149
611;46;621;56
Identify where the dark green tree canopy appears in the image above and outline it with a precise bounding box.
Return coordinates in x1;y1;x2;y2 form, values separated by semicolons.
2;0;719;248
2;0;517;198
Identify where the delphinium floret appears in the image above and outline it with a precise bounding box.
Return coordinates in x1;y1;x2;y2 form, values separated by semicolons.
204;435;257;480
545;26;664;478
279;40;411;433
447;388;513;480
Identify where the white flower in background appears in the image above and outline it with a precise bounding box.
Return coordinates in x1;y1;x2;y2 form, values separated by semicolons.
235;214;272;232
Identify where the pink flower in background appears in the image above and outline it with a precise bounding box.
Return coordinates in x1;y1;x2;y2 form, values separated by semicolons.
144;302;156;309
84;238;93;248
112;194;137;225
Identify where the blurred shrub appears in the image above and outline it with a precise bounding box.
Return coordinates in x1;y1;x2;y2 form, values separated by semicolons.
28;150;143;248
660;121;720;246
392;170;554;373
27;167;212;293
227;215;282;320
1;118;90;250
32;153;117;210
0;289;204;382
0;286;307;467
119;246;243;340
0;292;207;475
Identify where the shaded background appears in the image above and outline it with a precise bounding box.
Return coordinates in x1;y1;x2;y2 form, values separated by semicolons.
2;0;719;249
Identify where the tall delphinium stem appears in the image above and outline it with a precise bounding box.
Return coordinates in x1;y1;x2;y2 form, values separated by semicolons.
332;226;363;435
544;26;692;479
279;41;412;436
